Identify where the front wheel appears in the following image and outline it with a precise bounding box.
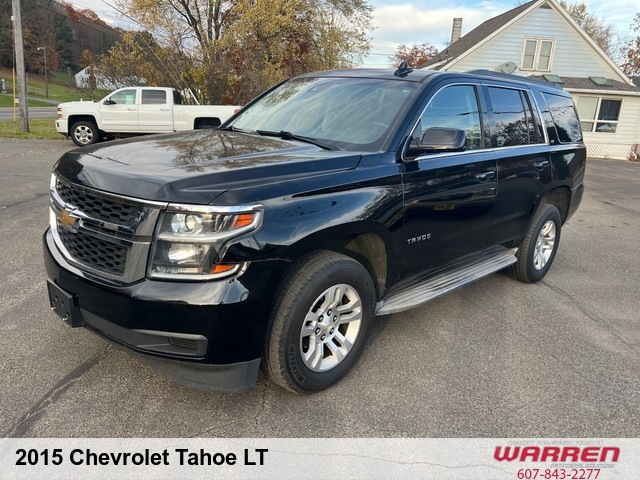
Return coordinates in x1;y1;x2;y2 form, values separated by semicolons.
70;121;100;146
508;203;562;283
263;251;376;393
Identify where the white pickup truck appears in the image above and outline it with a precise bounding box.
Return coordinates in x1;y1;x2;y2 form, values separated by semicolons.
56;86;240;146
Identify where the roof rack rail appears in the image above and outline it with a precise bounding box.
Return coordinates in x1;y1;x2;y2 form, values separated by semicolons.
465;69;564;89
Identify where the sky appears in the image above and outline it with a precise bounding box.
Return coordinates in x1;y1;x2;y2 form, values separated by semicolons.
71;0;637;68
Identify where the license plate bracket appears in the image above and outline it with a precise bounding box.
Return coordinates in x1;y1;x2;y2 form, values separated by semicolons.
47;280;84;327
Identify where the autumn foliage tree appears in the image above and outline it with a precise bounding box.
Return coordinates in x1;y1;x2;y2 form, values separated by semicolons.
0;1;120;74
390;43;438;68
558;1;614;55
621;13;640;76
102;0;373;103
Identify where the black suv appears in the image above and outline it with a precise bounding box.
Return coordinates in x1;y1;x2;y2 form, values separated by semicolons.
44;68;586;393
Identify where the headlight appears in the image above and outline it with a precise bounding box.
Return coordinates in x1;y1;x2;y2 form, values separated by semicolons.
149;204;263;280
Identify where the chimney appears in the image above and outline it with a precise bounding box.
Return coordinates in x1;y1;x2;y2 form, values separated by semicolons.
451;17;463;44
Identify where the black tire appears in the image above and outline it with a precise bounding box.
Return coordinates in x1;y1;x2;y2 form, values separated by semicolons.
508;203;562;283
70;120;100;146
263;251;376;393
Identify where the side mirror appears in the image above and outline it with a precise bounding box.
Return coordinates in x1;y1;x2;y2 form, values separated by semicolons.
407;127;467;157
103;99;115;105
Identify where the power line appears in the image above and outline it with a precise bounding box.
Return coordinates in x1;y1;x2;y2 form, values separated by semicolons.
23;0;189;94
97;0;195;94
24;0;124;43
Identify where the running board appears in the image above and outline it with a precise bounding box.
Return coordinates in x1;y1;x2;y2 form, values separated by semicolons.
376;247;517;316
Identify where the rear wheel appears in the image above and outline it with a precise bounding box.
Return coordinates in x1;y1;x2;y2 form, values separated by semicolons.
70;121;100;146
508;203;561;283
263;251;375;393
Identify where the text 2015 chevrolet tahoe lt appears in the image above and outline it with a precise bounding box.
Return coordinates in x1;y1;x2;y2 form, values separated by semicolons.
44;67;586;393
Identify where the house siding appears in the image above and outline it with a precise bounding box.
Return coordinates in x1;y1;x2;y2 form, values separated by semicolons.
448;6;614;79
427;0;640;160
569;93;640;160
74;67;119;90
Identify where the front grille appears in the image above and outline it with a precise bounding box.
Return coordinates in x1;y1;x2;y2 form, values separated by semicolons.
58;227;127;275
51;176;164;283
56;179;143;228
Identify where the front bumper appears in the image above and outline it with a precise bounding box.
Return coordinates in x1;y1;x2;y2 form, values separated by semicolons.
55;119;68;136
44;229;269;391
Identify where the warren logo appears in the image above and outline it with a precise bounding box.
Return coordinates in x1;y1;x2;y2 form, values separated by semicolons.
494;446;620;463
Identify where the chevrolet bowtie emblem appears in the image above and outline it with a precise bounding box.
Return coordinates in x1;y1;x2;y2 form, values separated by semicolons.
58;209;79;230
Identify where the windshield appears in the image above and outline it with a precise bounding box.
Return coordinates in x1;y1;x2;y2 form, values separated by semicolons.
228;77;419;151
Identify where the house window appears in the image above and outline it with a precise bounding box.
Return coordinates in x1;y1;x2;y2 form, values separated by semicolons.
521;38;555;71
576;96;622;133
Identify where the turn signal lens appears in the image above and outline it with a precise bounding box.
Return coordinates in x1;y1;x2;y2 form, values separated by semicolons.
210;264;237;274
233;214;256;229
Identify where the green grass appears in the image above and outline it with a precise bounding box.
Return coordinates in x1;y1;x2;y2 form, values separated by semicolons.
0;94;53;107
0;68;111;103
0;118;62;140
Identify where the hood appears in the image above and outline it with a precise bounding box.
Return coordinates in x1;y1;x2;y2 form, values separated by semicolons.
55;130;363;204
58;100;98;109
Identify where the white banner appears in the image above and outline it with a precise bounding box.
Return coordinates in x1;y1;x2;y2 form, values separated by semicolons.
0;438;636;479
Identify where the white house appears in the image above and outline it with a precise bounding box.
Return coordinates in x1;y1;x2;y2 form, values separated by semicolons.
74;66;120;91
420;0;640;160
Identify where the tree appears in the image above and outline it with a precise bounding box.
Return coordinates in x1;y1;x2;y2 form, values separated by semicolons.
97;31;189;88
621;13;640;76
0;2;12;70
390;43;438;68
21;0;75;76
107;0;373;103
558;1;614;55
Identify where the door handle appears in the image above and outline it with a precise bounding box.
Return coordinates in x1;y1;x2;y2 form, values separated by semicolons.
126;108;137;111
160;108;170;111
534;160;549;170
475;171;495;181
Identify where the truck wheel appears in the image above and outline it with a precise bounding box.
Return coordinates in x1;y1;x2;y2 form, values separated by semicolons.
508;203;561;283
263;251;375;393
70;121;100;146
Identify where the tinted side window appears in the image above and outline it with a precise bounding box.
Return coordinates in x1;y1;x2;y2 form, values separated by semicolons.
542;93;583;143
520;91;545;144
488;87;528;147
142;90;167;105
417;85;483;151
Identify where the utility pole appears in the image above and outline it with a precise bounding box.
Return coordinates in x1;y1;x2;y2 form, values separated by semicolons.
12;0;29;132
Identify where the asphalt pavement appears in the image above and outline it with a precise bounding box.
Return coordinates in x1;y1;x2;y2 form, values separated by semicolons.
1;138;639;438
0;107;58;121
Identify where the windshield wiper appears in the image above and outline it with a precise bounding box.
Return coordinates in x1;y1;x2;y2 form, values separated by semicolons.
218;125;254;133
255;130;338;151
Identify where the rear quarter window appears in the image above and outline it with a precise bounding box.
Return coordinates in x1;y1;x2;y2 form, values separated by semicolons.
542;93;583;143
